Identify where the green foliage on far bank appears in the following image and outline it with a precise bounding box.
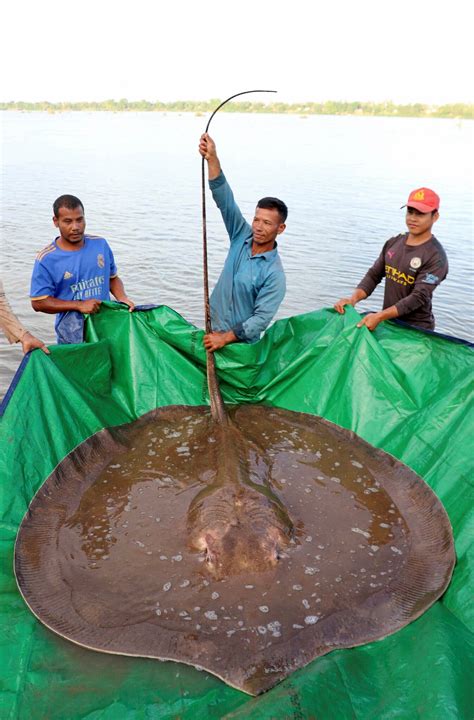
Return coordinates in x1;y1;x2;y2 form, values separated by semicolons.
0;99;472;119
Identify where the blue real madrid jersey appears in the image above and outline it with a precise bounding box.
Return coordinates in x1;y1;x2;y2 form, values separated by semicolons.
30;235;117;333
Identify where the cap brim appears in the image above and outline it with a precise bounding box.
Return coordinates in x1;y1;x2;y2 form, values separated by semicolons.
401;202;438;213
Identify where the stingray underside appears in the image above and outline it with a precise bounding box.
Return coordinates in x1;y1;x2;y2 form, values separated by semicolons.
14;404;455;695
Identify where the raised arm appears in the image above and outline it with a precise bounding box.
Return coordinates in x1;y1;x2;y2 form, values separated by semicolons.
199;133;221;180
199;133;249;243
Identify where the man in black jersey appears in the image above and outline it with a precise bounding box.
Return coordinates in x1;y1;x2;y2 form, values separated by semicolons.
334;187;448;331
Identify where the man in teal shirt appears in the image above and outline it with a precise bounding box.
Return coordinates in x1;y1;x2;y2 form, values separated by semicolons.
199;133;288;352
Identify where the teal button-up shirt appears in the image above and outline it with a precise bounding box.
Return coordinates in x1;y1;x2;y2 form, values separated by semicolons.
209;171;286;343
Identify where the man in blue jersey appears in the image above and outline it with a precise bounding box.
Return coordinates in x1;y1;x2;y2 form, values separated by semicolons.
199;133;287;352
30;195;134;343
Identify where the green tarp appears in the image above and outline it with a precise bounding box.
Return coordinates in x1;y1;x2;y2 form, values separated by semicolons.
1;303;473;719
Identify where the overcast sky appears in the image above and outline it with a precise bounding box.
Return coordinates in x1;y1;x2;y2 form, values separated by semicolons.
1;0;472;104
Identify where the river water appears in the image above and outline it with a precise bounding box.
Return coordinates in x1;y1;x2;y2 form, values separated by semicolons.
0;111;473;397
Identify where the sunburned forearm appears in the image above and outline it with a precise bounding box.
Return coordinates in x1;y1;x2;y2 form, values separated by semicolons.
110;276;135;311
357;304;398;331
206;155;222;180
31;297;83;314
376;305;399;321
32;296;102;315
334;288;368;314
110;276;126;301
349;288;368;305
0;297;27;342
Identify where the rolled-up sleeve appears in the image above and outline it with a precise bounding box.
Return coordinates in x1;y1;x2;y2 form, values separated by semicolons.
233;271;286;343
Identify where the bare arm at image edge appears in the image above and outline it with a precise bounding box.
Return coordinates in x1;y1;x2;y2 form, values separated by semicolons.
0;279;50;353
0;279;28;343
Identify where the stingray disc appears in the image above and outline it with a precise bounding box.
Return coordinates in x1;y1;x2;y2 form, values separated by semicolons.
14;405;455;695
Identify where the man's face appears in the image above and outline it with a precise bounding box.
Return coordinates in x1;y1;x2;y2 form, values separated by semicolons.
252;207;286;248
53;206;86;244
405;206;438;236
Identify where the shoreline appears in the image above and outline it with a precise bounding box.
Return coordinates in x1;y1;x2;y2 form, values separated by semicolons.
1;100;472;120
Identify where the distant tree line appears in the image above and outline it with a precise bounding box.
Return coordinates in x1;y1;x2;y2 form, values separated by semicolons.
0;99;472;119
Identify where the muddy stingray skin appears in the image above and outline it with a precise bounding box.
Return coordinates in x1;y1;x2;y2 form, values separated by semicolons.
15;405;455;695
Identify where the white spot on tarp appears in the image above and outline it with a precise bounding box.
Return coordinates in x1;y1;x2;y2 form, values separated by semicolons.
258;626;267;634
163;582;171;592
351;460;363;468
179;579;190;588
211;592;220;600
305;616;319;625
172;554;183;562
391;546;403;555
292;584;303;591
259;606;269;613
304;566;319;575
204;610;218;620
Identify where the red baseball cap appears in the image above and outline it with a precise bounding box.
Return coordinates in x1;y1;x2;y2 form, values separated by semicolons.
401;187;440;213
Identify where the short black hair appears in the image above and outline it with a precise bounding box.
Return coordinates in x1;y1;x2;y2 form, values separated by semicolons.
257;197;288;223
53;194;84;218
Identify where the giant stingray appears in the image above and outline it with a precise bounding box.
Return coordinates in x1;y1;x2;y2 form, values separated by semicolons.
15;94;455;695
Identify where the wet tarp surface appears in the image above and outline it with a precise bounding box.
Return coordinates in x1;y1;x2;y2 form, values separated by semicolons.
1;303;473;719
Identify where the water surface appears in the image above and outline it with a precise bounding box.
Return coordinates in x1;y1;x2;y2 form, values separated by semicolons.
1;111;472;396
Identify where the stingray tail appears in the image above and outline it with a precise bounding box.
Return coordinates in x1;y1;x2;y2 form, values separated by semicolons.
207;353;229;425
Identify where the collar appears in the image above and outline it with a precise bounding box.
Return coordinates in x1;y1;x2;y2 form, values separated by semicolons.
245;238;279;261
